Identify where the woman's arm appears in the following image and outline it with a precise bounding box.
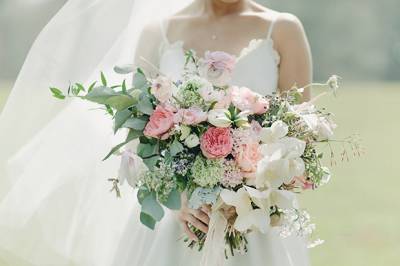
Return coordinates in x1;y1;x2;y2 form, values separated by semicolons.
274;13;313;101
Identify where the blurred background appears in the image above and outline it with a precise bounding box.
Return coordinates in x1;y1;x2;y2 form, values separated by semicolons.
0;0;399;265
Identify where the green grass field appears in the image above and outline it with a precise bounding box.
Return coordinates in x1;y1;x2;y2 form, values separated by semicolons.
0;83;399;266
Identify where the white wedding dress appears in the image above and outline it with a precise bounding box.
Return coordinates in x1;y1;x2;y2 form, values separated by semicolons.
110;19;310;266
0;5;310;266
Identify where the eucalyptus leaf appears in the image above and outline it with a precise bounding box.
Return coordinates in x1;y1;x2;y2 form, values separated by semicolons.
162;189;181;210
114;64;134;75
140;212;156;230
114;109;132;133
102;129;142;161
137;96;154;115
84;86;118;104
122;117;148;130
106;95;137;111
137;143;159;158
133;71;148;91
170;138;184;157
142;155;160;170
137;186;151;205
141;193;164;221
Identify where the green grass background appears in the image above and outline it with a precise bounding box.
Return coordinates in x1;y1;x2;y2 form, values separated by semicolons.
0;83;399;266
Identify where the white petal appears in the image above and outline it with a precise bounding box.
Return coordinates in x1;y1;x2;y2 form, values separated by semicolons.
271;120;288;139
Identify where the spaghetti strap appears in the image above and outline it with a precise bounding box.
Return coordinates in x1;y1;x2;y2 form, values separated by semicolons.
266;14;279;40
159;18;170;44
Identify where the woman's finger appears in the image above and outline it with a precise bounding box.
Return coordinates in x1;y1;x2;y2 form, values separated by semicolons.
201;204;211;215
181;220;198;241
191;209;210;225
187;214;208;234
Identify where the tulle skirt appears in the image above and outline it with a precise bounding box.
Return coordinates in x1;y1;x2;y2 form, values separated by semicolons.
0;100;310;266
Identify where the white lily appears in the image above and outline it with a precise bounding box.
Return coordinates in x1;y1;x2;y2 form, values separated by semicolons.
207;109;232;128
118;149;147;188
220;187;270;233
256;137;306;189
260;120;289;144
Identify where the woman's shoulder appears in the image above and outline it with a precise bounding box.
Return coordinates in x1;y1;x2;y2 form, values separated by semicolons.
252;3;304;32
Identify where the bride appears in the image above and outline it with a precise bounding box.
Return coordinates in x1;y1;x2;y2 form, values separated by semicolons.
0;0;312;265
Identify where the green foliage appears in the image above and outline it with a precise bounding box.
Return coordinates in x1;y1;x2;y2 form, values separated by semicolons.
169;138;184;156
141;192;165;222
140;212;156;230
102;129;142;161
133;70;149;91
50;87;65;99
137;142;159;158
142;155;161;170
122;117;148;130
162;188;181;210
114;108;132;133
137;94;154;115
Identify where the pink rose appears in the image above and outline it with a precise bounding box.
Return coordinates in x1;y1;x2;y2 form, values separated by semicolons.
143;105;174;139
234;142;262;176
200;127;233;159
150;76;176;103
231;86;270;114
174;107;208;125
200;51;236;87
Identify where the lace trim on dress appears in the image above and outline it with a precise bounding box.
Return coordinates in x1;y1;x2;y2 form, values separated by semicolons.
160;37;280;66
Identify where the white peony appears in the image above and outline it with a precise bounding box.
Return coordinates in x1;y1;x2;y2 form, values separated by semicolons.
118;149;147;188
220;186;270;233
260;120;289;144
256;137;306;189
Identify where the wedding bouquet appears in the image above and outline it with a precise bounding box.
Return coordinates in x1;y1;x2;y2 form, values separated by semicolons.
50;50;360;260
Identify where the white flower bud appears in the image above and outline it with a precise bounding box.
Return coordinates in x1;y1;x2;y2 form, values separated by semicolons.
208;109;232;128
184;134;200;148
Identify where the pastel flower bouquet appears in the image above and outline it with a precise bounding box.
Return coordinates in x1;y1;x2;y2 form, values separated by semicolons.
50;49;360;261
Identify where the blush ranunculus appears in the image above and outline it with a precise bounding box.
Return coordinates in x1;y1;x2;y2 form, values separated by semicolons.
231;86;270;114
200;127;233;159
143;105;175;139
199;51;236;87
150;76;176;103
173;107;208;125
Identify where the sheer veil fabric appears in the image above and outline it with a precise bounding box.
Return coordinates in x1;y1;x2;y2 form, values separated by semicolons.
0;0;310;265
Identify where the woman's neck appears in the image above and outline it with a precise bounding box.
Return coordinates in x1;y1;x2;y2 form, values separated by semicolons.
203;0;250;18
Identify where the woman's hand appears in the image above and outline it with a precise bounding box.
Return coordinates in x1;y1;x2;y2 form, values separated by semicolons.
178;193;211;241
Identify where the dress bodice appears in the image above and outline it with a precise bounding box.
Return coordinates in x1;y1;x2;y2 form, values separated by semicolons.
157;19;280;96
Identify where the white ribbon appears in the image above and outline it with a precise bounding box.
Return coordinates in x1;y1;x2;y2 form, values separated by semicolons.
200;200;227;266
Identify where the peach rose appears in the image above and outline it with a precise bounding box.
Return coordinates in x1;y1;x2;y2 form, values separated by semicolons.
234;142;262;176
143;105;174;139
200;127;233;159
174;107;208;125
231;86;269;114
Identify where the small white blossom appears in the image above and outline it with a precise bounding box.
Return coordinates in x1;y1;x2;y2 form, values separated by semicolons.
184;134;200;148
